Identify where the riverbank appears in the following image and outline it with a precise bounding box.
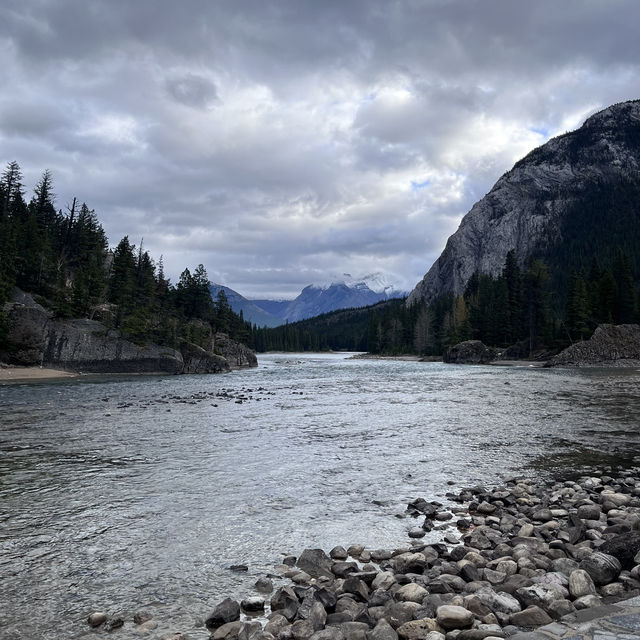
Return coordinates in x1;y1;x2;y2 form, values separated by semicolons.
0;364;78;382
87;469;640;639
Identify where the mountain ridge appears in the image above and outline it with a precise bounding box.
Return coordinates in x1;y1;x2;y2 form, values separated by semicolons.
407;99;640;306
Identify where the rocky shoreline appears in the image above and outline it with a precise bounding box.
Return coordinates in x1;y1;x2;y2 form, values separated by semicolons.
88;470;640;640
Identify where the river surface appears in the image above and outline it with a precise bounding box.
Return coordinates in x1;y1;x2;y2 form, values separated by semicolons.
1;354;640;639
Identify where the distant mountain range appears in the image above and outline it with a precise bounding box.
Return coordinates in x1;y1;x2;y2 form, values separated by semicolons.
210;274;407;327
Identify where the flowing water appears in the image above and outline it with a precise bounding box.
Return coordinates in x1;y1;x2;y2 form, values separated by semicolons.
1;354;640;639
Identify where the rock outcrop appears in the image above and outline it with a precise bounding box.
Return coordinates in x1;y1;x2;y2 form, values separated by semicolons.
1;290;257;374
408;100;640;305
546;324;640;367
443;340;500;364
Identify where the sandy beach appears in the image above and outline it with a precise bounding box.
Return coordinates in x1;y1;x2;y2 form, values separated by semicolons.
0;366;78;382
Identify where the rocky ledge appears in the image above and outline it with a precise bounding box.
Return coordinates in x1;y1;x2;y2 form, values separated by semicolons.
443;341;501;365
90;470;640;640
1;290;257;374
546;324;640;367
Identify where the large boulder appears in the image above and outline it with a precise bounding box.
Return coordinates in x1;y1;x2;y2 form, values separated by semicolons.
579;552;622;585
443;340;500;365
599;532;640;569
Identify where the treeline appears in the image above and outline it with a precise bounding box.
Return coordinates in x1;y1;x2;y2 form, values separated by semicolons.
255;249;639;356
0;161;252;351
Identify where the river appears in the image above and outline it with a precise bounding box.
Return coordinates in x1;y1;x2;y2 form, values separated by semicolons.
1;354;640;639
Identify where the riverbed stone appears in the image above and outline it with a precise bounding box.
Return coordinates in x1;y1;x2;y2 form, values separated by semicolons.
568;569;597;598
271;587;300;621
88;612;107;627
396;617;440;639
242;597;266;612
509;606;552;628
579;551;622;585
256;577;275;593
383;602;421;629
372;571;396;591
599;531;640;569
368;618;398;640
435;605;474;629
474;588;521;615
207;599;241;630
265;614;290;637
395;583;428;603
330;546;348;560
309;629;345;640
298;549;334;579
212;621;244;640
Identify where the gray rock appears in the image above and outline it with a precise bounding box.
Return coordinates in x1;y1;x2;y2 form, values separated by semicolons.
579;551;622;585
88;612;107;627
383;602;422;629
577;503;601;520
509;606;552;628
271;587;300;621
546;598;575;620
256;577;275;593
573;594;602;609
297;549;334;579
599;531;640;569
568;569;597;598
367;619;398;640
133;611;153;625
443;341;499;365
241;597;266;612
394;583;428;603
435;605;474;629
310;629;345;640
396;618;440;640
291;620;315;640
474;588;521;615
372;571;396;591
265;614;290;637
212;621;243;640
330;546;349;560
207;598;241;630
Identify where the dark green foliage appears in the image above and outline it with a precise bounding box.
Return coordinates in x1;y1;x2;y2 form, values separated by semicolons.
0;161;254;351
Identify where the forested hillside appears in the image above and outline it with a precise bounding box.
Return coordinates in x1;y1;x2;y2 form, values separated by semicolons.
0;161;252;353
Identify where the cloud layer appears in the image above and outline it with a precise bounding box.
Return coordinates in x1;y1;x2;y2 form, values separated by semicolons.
1;0;639;298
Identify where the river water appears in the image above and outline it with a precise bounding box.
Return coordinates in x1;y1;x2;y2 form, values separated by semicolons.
1;354;640;639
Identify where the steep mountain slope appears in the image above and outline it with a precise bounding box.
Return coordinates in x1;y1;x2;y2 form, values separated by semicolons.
408;100;640;305
209;284;283;328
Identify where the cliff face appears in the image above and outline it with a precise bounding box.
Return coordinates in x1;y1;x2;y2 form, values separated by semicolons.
1;291;257;374
408;100;640;305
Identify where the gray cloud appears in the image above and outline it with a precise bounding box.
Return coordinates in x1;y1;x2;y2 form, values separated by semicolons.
1;0;639;298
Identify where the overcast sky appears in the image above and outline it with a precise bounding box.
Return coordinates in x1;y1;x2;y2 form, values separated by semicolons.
1;1;639;298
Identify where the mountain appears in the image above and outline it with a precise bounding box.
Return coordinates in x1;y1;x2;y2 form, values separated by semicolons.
408;100;640;306
209;284;283;328
211;274;407;326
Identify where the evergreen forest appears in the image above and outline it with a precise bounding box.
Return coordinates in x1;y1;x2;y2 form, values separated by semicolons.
0;162;252;353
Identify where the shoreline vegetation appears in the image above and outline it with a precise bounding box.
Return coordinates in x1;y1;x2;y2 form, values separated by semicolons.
86;470;640;639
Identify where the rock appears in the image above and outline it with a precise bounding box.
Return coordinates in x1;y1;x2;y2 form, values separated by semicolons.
241;597;265;612
347;545;365;558
212;621;244;640
515;585;560;612
396;618;440;639
342;577;369;602
297;549;334;579
443;340;500;365
532;509;553;522
474;588;521;615
104;617;124;631
372;571;396;591
509;606;552;628
271;587;300;621
133;611;153;625
394;583;429;603
264;614;290;637
88;612;107;627
330;546;349;560
383;602;421;629
435;605;474;629
207;598;241;629
256;577;274;593
408;527;426;538
339;621;370;640
392;553;427;574
291;619;315;640
573;594;602;610
283;556;297;566
310;629;345;640
599;531;640;569
139;620;158;630
368;619;398;640
577;504;601;520
332;562;359;578
568;569;597;598
579;552;622;585
600;582;626;597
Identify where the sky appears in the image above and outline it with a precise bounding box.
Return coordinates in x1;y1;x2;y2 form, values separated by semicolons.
1;1;640;299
